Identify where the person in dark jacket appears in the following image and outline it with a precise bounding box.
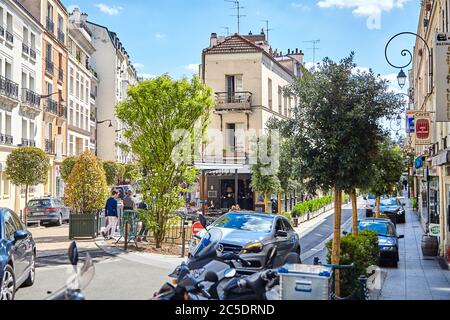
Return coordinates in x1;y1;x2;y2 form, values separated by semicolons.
137;201;149;242
102;190;119;240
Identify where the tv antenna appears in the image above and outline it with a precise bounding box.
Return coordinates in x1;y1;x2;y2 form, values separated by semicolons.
304;39;321;65
225;0;246;34
260;20;273;41
221;26;230;36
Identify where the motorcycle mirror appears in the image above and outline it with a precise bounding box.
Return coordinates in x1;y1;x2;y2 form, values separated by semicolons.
199;214;208;229
68;241;79;266
224;268;237;278
205;271;219;283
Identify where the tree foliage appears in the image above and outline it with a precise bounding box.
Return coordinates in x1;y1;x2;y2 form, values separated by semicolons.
65;151;109;215
115;75;213;247
102;161;119;186
61;156;77;183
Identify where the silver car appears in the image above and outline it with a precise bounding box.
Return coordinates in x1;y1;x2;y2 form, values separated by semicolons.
192;212;301;270
26;197;70;226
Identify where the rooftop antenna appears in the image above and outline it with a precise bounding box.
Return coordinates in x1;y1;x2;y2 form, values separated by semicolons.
225;0;246;34
260;20;273;41
303;39;321;65
221;26;230;36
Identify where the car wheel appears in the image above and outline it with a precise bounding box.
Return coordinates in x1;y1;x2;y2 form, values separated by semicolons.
1;265;16;301
56;214;63;226
22;253;36;288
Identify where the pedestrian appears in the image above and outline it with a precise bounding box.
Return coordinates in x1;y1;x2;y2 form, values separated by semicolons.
402;179;408;191
235;204;241;211
102;190;119;240
137;201;149;242
230;205;237;212
123;190;137;211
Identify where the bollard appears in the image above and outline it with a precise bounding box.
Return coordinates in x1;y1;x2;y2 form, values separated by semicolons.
181;218;186;258
358;275;369;300
124;220;129;251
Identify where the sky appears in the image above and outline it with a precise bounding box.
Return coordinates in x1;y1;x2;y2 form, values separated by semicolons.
61;0;421;94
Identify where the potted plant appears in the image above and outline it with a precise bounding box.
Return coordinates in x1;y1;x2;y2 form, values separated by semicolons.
66;151;109;239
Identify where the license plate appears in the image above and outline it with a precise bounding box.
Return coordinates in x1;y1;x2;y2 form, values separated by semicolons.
33;212;45;216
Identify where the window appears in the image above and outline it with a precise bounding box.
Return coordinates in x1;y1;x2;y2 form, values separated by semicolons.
29;75;35;91
3;211;16;240
69;101;74;125
23;26;29;45
47;3;53;21
5;114;11;135
268;78;273;109
226;75;243;101
275;219;285;232
226;123;236;152
46;43;52;62
30;33;35;50
283;95;288;116
22;72;28;89
58;14;63;30
76;104;79;127
70;69;74;95
5;61;12;80
10;210;24;231
29;122;35;140
22;119;27;141
278;86;282;114
81;81;84;101
282;219;294;232
6;12;12;33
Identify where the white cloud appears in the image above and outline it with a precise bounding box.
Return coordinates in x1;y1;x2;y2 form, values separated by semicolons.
67;4;80;13
291;2;311;11
94;3;123;16
184;64;199;72
134;63;145;69
317;0;409;29
154;33;166;39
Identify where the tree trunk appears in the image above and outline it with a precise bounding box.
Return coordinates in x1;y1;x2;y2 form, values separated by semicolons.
376;196;381;218
332;188;342;297
264;193;269;213
24;185;28;225
351;190;358;236
278;193;281;214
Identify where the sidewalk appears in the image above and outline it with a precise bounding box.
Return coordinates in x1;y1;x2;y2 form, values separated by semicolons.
379;192;450;300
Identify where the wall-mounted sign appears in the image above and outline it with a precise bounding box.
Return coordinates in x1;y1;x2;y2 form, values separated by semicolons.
415;111;431;145
406;111;415;133
435;32;450;122
429;223;440;237
415;156;425;169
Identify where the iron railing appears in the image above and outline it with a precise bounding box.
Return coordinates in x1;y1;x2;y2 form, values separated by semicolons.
21;88;41;108
45;139;55;154
58;105;67;118
22;43;29;55
215;92;253;110
0;25;4;37
21;138;36;147
30;48;36;60
0;76;19;100
46;59;54;75
5;30;13;43
58;68;64;83
45;98;58;115
57;28;65;44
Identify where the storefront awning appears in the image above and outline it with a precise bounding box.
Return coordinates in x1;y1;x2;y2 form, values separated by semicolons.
432;150;450;167
194;162;245;171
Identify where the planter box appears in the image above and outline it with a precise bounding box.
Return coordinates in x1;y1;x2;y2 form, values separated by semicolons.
69;213;100;240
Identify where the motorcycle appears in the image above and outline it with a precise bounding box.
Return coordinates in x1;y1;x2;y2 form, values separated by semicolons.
45;241;95;300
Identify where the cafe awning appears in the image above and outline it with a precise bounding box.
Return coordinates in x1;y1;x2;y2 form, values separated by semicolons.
432;150;450;167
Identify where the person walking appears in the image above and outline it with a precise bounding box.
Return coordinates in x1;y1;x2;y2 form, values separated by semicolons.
123;190;137;211
402;178;408;191
102;190;119;240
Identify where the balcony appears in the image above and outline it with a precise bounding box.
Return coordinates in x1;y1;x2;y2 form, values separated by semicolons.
0;134;13;146
30;48;36;60
45;139;55;154
45;98;58;116
21;138;36;147
0;25;4;38
0;76;19;110
45;59;54;76
21;88;41;117
57;28;65;44
46;18;54;34
22;43;29;55
215;92;253;111
5;30;13;44
58;68;64;83
58;105;67;118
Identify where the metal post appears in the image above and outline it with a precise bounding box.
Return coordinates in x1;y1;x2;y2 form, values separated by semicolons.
234;169;238;207
124;220;129;251
202;170;206;215
181;218;186;258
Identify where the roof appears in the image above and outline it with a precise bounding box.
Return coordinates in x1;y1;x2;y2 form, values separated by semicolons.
203;34;296;79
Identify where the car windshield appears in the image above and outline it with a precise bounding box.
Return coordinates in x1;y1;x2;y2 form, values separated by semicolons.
359;221;395;237
27;199;52;208
213;214;273;233
380;199;398;206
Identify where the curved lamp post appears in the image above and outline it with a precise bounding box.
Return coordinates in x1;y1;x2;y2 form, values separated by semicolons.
385;32;433;93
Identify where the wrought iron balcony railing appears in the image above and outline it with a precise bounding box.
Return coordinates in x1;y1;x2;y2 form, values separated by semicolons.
215;92;253;111
58;68;64;83
46;59;54;75
45;139;55;154
22;43;29;55
5;30;13;43
21;88;41;108
45;98;58;115
0;76;19;100
21;138;36;147
57;28;65;44
30;48;36;60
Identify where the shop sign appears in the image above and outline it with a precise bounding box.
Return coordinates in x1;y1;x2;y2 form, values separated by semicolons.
415;156;425;169
429;223;440;237
435;32;450;122
415;111;431;145
406;111;415;133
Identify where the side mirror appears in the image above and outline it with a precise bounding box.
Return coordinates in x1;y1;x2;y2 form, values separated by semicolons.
13;230;28;242
398;235;405;239
276;230;288;238
68;241;79;266
199;214;208;229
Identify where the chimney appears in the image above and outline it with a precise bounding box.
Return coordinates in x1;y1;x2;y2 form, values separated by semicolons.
295;48;298;54
288;49;291;54
210;33;218;47
249;31;253;35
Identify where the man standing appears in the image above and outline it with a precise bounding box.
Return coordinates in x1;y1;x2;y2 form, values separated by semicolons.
103;190;119;240
123;190;137;211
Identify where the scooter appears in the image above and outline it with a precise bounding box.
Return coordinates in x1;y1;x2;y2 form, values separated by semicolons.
45;241;95;300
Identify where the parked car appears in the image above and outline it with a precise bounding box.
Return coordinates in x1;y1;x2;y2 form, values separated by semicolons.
358;218;404;268
379;197;406;223
0;208;36;300
191;212;301;270
26;197;70;227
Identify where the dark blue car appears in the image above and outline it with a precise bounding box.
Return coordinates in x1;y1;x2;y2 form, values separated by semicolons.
0;209;36;300
358;218;404;268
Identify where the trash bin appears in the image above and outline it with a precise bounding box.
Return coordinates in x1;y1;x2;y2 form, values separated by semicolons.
278;264;333;300
293;217;299;228
366;208;373;218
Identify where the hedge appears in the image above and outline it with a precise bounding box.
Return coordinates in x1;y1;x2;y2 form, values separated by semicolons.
291;195;333;217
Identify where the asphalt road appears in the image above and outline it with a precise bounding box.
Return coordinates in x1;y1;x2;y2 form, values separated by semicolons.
15;203;365;300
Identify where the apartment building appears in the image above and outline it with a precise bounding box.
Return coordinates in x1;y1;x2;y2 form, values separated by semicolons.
19;0;68;198
67;8;96;157
0;0;44;212
198;30;303;211
410;0;450;261
87;21;138;163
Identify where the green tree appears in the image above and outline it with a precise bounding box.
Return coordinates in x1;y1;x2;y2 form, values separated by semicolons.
65;151;109;215
6;147;50;224
116;75;213;248
123;163;141;182
271;54;403;295
102;161;119;186
367;138;405;217
61;156;77;183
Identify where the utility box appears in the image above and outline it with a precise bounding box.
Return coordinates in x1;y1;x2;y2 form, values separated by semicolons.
278;264;333;300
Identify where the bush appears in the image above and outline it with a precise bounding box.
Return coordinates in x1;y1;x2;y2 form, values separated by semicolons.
326;230;379;297
280;212;293;223
291;195;333;217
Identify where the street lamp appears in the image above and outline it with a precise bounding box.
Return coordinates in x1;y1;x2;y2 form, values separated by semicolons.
385;31;433;94
95;119;113;156
97;119;113;128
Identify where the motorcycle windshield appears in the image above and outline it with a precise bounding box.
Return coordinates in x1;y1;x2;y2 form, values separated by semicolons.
191;228;222;258
45;253;95;300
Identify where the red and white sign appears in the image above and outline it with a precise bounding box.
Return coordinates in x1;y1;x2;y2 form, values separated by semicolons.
414;112;431;145
192;221;205;235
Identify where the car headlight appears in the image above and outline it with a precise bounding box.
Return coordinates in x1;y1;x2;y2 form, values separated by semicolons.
242;242;264;254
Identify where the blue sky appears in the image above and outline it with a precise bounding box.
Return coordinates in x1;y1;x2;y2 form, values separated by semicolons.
62;0;420;92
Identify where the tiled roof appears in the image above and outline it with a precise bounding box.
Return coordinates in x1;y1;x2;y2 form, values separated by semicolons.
204;34;263;55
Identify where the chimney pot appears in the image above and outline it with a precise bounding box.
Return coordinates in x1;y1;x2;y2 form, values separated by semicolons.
288;49;291;54
210;33;218;47
249;31;252;35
